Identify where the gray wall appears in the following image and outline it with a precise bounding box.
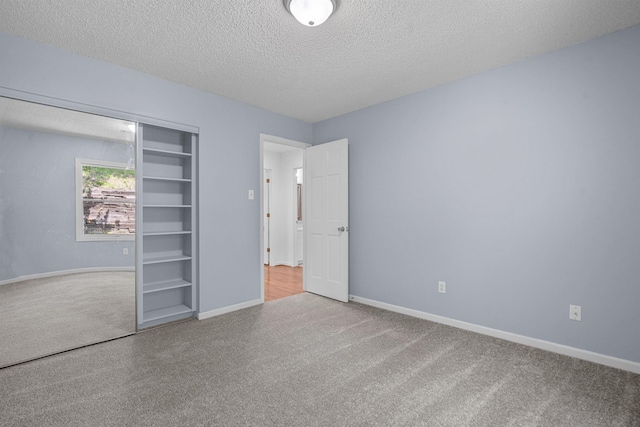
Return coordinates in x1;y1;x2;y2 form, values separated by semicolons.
0;32;313;310
314;25;640;363
0;125;135;281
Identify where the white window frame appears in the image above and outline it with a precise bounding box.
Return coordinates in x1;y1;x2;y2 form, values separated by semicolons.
75;158;135;242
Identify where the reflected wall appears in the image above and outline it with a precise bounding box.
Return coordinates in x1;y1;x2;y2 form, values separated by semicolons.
0;127;136;280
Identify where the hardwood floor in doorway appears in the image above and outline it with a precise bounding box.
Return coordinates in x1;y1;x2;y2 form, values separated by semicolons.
264;265;303;301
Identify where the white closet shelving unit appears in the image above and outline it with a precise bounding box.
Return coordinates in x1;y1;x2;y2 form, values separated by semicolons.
136;124;197;329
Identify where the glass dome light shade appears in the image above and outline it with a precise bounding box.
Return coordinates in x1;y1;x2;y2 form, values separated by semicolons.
287;0;335;27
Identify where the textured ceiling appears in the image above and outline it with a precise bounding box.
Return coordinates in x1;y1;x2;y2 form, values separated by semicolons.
0;96;135;143
1;1;640;123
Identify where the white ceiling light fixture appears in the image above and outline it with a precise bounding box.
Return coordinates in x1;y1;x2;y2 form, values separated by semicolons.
284;0;336;27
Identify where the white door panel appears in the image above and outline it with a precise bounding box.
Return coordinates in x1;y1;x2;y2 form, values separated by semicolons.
305;139;348;302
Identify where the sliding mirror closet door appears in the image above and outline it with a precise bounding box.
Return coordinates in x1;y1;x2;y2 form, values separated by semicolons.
0;97;137;368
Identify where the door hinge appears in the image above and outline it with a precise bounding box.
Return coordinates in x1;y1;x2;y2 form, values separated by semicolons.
266;213;270;218
267;248;271;252
266;178;270;183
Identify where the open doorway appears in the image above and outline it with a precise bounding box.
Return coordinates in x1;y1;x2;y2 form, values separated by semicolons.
260;135;310;302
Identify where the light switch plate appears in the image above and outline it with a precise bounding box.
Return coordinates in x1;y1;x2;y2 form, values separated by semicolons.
569;305;582;321
438;281;446;294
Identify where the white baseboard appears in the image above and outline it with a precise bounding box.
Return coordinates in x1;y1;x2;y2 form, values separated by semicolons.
197;299;263;321
0;266;135;286
349;295;640;375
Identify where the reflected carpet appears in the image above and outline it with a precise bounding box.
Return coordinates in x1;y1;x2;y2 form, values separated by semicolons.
0;271;135;367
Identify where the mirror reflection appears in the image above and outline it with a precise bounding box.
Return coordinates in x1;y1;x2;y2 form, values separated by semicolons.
0;97;136;368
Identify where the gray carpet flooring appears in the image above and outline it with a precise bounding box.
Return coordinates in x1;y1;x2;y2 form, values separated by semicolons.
1;292;638;426
0;271;135;368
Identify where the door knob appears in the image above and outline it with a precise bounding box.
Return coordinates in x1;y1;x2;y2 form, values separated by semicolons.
338;226;348;232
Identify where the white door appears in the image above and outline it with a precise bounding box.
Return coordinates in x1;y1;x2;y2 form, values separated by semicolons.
304;139;349;302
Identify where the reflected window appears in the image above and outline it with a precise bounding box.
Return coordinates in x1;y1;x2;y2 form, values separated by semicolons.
76;158;135;241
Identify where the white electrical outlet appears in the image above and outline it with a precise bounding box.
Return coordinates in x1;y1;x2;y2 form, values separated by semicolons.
123;248;128;255
569;305;582;321
438;281;446;294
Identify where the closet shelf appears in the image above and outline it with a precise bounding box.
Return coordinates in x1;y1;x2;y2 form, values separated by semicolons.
143;204;191;208
143;279;192;294
142;147;192;158
143;304;193;323
143;231;191;237
142;176;191;183
142;254;191;265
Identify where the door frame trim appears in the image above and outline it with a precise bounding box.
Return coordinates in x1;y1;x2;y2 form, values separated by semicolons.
259;134;311;303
